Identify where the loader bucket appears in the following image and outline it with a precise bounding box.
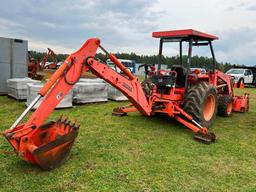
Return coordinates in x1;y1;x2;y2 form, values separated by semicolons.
3;117;79;170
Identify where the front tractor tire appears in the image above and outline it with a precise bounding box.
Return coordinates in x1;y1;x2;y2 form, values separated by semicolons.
183;82;218;128
217;95;233;117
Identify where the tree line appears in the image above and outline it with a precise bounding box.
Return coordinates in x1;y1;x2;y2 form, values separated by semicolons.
29;50;238;72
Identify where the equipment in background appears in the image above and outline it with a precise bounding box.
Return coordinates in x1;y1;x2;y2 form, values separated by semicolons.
27;55;42;80
3;29;249;170
28;48;58;80
40;48;58;70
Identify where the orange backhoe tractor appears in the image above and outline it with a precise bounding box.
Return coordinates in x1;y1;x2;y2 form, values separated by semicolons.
27;55;43;80
27;48;57;80
40;48;58;70
3;29;249;170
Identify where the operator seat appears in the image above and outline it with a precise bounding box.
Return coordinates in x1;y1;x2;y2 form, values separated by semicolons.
171;65;187;87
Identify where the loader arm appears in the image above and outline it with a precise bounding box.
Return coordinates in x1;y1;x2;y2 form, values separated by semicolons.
3;38;151;169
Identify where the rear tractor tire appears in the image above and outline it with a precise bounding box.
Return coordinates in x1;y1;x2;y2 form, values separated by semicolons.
217;95;233;117
183;82;218;128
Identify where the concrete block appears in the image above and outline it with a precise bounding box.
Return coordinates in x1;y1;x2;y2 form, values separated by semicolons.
73;78;108;103
26;83;73;109
107;84;128;101
7;78;40;100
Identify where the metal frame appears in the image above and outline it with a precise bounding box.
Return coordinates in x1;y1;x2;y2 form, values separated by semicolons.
157;37;217;73
157;38;163;70
154;29;218;73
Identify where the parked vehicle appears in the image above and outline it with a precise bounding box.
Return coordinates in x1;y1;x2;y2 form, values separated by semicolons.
226;67;256;87
56;61;63;68
107;59;136;73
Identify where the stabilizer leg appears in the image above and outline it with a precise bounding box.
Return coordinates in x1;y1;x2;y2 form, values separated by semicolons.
174;116;216;144
112;105;138;116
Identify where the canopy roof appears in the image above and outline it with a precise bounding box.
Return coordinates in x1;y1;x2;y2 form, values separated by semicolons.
152;29;218;41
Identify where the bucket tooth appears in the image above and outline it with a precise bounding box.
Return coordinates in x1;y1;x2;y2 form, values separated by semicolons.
57;115;63;127
70;122;75;129
57;115;63;122
62;117;68;125
67;121;72;131
70;122;74;127
74;124;80;130
71;120;77;128
66;120;71;126
63;120;70;131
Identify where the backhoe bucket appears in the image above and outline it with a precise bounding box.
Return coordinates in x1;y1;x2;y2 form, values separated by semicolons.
3;117;79;170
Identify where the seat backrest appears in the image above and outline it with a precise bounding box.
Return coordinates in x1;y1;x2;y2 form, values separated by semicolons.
171;65;187;87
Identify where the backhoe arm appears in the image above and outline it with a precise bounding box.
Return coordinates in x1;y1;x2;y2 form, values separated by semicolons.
19;38;150;130
87;55;151;116
3;38;151;169
19;38;100;129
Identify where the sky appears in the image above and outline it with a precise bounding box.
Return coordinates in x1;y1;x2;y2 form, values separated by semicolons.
0;0;256;65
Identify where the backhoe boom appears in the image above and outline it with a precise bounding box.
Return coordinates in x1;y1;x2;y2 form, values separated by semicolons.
3;38;151;169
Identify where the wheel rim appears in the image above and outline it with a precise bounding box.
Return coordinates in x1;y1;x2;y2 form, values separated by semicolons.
227;101;233;114
203;94;215;121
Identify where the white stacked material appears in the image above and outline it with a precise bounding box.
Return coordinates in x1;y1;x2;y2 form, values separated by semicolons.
107;84;128;101
73;78;108;103
7;78;40;100
78;78;105;83
26;83;73;109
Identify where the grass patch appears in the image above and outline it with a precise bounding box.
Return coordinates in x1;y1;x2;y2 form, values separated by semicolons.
0;88;255;191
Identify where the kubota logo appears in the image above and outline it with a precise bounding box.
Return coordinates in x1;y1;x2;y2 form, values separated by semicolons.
56;92;63;100
122;83;132;92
